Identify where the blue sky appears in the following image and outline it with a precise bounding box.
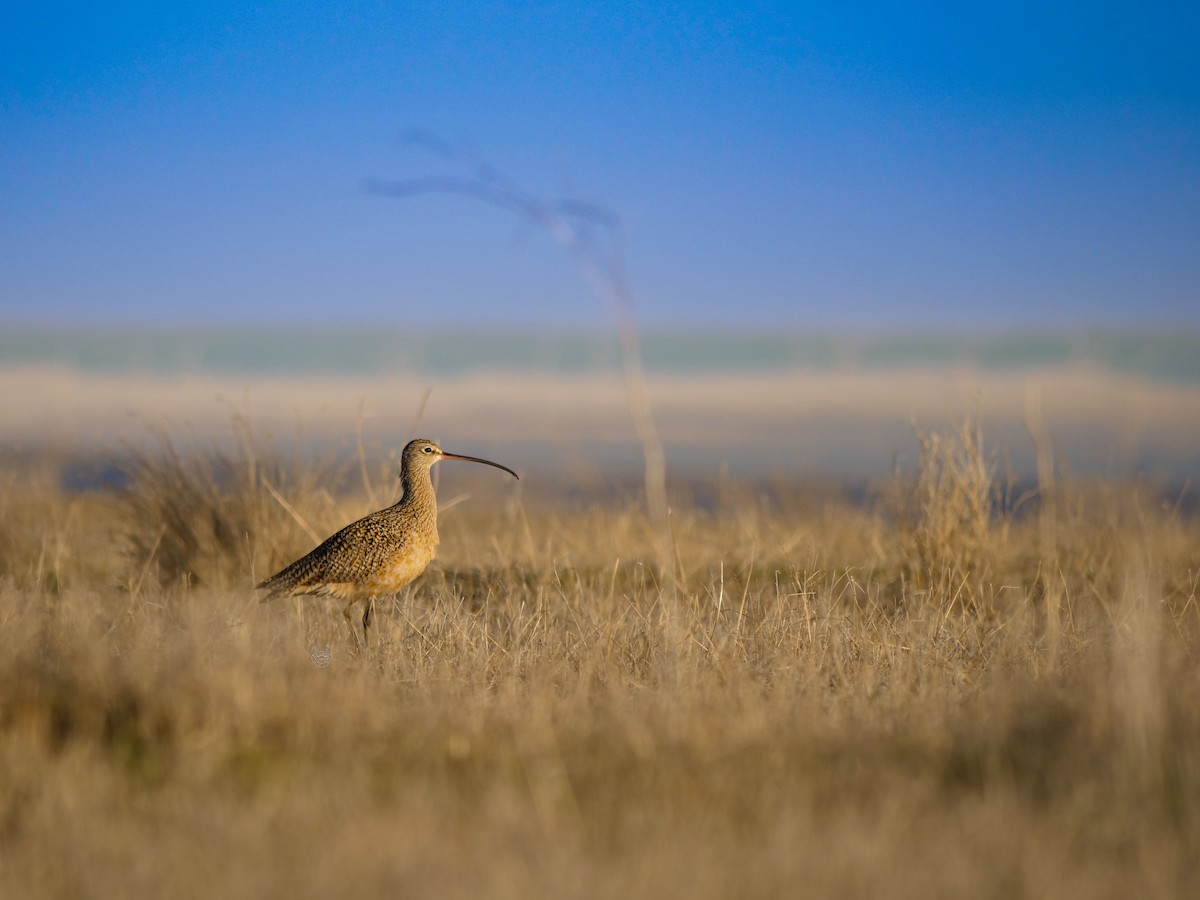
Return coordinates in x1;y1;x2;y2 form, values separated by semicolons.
2;1;1197;330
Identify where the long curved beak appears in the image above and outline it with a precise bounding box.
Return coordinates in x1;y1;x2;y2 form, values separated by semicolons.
442;451;519;480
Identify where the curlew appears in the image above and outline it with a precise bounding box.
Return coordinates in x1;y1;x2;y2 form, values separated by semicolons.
257;438;518;645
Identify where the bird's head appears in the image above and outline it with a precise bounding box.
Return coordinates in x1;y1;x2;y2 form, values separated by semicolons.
403;438;518;479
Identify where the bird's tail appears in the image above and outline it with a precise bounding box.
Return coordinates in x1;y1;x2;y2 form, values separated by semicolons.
255;572;294;602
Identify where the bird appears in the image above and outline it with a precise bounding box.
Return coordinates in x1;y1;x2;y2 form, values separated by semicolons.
257;437;518;646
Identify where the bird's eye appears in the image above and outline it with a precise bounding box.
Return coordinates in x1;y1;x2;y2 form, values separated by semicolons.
423;446;434;453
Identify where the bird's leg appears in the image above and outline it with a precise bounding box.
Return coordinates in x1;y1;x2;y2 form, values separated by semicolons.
343;599;362;649
362;598;375;648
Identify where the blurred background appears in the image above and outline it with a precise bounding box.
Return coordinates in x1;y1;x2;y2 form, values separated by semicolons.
3;2;1198;489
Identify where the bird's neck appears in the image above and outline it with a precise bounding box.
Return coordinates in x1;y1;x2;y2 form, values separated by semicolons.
398;466;437;515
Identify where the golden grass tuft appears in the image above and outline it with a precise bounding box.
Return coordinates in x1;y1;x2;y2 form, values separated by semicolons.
2;419;1199;898
894;417;1000;603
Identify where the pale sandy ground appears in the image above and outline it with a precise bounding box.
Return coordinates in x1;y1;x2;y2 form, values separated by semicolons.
3;363;1199;480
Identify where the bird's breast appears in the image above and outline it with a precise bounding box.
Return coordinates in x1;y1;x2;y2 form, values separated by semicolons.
363;542;436;594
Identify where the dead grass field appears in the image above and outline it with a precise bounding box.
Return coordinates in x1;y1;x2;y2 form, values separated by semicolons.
2;414;1199;898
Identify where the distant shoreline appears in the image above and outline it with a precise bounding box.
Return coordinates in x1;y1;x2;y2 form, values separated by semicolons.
2;326;1199;383
4;359;1198;481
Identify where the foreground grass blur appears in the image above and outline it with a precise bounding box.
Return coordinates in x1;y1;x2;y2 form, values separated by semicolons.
1;422;1198;898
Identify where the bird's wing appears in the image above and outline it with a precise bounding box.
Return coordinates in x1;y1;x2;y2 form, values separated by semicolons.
257;511;410;596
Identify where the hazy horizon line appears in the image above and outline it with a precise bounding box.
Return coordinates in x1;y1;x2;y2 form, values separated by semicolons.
3;324;1198;383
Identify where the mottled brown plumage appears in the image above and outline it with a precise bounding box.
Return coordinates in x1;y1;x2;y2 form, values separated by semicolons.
258;438;517;644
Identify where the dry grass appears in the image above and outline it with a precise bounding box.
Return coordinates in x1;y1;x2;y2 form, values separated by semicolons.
2;421;1199;899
